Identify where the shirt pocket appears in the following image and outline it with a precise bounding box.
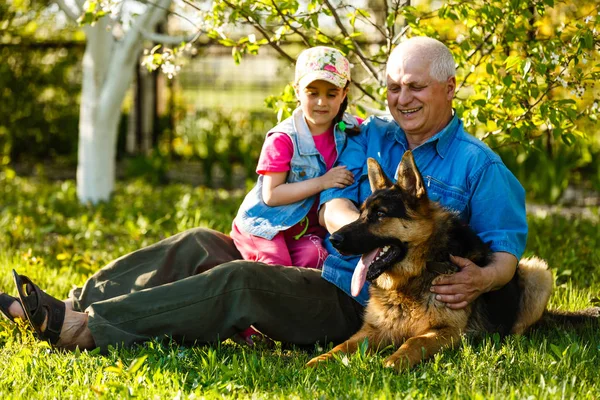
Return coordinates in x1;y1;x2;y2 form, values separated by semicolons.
424;175;469;217
289;163;320;183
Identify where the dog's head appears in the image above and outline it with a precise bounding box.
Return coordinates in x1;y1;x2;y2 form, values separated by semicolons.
330;151;436;295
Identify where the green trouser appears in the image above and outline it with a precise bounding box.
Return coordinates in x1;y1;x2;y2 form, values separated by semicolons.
70;228;364;351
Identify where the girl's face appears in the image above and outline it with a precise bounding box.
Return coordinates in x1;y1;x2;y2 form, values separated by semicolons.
296;80;348;135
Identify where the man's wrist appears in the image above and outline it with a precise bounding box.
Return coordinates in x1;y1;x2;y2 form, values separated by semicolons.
484;264;500;292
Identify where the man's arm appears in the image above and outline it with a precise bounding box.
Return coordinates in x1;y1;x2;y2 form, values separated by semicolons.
430;252;518;309
431;160;526;309
319;198;360;234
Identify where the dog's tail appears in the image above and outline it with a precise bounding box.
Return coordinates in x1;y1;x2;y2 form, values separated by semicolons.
537;307;600;328
511;257;553;334
511;256;599;332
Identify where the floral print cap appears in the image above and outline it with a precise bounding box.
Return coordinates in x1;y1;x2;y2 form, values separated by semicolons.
295;46;351;90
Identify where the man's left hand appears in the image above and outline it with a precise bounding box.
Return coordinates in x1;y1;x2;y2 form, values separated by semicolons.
429;255;493;309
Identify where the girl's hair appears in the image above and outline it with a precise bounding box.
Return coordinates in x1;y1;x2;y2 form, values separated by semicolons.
332;83;361;136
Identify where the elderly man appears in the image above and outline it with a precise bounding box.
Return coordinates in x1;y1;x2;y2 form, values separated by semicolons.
319;36;526;309
2;37;525;351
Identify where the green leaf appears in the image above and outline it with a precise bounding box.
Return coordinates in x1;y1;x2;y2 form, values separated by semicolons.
550;344;562;360
311;13;319;28
505;55;522;71
127;355;148;374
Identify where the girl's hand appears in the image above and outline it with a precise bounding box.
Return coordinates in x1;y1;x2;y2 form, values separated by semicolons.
320;166;354;189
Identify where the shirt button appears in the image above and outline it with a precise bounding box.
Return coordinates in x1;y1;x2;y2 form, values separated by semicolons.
299;171;306;177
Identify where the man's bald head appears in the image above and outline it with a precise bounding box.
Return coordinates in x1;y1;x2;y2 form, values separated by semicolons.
385;37;457;146
387;37;455;82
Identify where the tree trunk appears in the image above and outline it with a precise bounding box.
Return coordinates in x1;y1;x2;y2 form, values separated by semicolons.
76;21;118;203
75;1;171;203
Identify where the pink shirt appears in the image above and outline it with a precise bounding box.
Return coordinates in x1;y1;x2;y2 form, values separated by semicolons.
256;117;364;174
256;126;337;238
257;127;337;174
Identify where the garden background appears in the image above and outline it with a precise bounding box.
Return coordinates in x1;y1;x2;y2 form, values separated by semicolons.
1;0;599;398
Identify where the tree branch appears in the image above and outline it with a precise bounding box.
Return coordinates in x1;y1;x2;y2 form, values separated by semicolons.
221;0;295;64
353;81;384;105
323;0;381;83
270;0;311;47
54;0;81;22
99;0;172;121
346;5;387;38
481;83;559;141
140;28;202;45
455;29;498;94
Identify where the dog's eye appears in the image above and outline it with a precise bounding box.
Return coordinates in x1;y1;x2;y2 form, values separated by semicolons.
376;211;386;218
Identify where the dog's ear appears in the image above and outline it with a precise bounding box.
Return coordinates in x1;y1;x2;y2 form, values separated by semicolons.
367;158;393;192
397;151;426;199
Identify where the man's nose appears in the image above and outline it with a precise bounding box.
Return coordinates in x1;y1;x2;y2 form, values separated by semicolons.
397;88;412;105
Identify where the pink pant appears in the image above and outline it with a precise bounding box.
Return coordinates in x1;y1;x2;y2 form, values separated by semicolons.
230;222;328;269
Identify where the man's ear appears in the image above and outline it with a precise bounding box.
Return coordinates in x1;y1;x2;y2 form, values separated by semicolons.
367;158;393;192
397;151;426;199
446;76;456;100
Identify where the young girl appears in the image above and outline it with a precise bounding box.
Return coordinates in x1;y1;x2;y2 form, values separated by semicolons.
230;46;362;344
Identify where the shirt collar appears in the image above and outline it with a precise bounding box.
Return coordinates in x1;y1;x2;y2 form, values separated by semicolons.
292;107;320;155
427;113;460;159
391;112;460;159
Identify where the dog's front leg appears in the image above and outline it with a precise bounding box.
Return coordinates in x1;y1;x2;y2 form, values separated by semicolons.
306;328;372;368
383;327;460;371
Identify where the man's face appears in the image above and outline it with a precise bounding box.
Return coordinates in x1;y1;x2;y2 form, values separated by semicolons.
386;55;455;139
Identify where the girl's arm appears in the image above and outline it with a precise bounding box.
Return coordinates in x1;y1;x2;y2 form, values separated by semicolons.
262;166;354;207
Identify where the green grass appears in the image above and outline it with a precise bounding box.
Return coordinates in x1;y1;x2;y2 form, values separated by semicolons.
1;172;599;399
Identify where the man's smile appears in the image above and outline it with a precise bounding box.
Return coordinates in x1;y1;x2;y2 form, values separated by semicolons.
399;107;422;115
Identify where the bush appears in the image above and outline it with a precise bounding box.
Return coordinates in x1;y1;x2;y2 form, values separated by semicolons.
171;108;276;188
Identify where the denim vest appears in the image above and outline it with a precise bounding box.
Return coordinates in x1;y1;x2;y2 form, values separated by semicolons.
235;107;358;239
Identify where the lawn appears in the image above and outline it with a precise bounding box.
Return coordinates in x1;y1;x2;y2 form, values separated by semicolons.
1;173;599;399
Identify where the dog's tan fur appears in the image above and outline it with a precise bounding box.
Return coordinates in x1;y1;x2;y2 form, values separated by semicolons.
512;257;553;334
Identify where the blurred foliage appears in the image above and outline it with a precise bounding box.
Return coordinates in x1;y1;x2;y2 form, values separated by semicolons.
0;45;83;164
170;108;276;188
498;135;600;203
525;211;600;291
203;0;600;151
1;0;599;204
0;0;83;165
153;0;600;202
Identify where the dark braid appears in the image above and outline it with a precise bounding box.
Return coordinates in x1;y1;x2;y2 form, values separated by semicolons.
333;84;361;136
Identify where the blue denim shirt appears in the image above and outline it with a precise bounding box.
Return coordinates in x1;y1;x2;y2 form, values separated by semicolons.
235;108;358;239
319;114;528;306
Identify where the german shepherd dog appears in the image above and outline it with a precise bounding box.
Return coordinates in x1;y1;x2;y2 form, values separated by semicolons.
307;151;599;371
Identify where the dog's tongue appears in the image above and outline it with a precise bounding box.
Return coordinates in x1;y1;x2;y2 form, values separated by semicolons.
351;248;380;296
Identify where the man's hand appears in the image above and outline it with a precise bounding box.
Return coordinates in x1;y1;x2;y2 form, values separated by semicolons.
430;252;518;310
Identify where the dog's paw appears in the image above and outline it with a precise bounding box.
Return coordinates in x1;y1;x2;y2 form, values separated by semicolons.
383;355;410;372
306;354;331;368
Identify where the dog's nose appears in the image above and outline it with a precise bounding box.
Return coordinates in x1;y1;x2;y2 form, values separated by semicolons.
329;233;344;248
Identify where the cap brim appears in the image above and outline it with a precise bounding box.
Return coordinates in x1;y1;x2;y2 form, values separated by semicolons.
297;71;348;90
